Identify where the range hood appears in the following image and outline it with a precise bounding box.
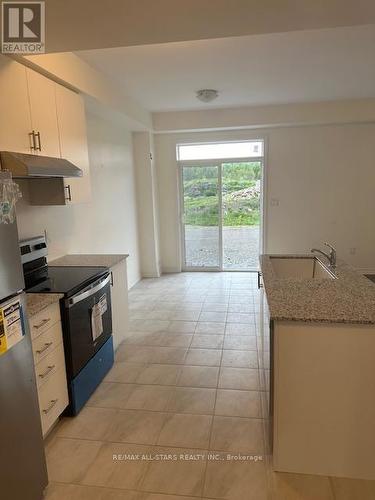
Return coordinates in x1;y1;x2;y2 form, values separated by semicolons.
0;151;83;178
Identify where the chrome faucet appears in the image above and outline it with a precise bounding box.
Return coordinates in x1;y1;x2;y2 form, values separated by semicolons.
311;242;337;269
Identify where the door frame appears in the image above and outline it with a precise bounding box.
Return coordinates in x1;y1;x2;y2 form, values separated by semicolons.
178;156;265;272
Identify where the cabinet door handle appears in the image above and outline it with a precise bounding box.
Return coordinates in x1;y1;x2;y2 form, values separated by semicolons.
65;184;72;202
33;318;51;330
42;399;58;414
36;342;53;354
35;131;42;151
257;271;263;289
38;364;55;379
29;130;37;150
110;271;114;286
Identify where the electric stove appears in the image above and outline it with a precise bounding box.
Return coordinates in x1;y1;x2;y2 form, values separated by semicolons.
20;235;114;415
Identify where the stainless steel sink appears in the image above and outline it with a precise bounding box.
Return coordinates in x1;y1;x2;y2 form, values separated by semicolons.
270;256;336;280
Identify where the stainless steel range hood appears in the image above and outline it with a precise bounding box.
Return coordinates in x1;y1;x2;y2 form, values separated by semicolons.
0;151;83;178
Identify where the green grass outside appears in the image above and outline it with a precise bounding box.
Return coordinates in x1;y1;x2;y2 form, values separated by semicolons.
183;162;261;227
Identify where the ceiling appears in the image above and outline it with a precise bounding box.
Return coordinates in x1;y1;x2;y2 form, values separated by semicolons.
38;0;375;53
77;25;375;112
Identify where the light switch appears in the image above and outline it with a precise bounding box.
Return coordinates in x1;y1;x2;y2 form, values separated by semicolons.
270;198;279;207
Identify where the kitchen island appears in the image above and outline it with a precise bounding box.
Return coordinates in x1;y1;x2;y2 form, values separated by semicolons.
260;254;375;480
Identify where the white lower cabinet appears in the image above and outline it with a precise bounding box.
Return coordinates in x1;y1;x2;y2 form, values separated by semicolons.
34;343;65;390
30;302;69;437
272;320;375;479
32;321;64;365
37;366;68;436
110;260;129;350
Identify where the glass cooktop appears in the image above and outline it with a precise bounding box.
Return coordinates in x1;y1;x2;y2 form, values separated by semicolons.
26;266;109;298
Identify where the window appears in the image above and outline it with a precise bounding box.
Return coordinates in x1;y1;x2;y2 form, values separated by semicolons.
176;141;263;161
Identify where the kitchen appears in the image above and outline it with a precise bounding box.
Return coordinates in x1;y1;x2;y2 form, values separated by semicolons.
1;3;375;500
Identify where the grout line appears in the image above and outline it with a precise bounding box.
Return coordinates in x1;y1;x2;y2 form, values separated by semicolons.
328;476;337;500
201;344;225;497
99;374;267;390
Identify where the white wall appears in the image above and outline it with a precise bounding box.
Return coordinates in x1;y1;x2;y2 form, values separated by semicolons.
16;110;141;288
154;123;375;273
132;132;161;277
153;98;375;133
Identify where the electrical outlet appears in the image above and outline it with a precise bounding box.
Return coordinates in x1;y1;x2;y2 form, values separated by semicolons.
270;198;279;207
349;247;356;255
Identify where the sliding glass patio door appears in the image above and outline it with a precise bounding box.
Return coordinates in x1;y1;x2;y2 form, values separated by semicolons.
181;164;221;269
222;161;262;270
181;160;262;271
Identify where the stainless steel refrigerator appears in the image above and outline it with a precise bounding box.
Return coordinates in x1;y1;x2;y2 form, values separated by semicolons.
0;219;48;499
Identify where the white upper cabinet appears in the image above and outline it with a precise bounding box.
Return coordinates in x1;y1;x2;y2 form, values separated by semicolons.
0;56;92;205
55;83;92;204
0;57;33;153
26;68;60;157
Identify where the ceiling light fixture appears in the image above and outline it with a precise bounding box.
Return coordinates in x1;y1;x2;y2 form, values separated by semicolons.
196;89;219;103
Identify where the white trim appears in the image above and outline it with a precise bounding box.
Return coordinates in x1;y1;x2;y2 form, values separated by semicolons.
178;162;186;271
261;135;269;255
141;272;161;278
161;266;182;274
177;138;263;146
176;139;264;161
178;156;262;167
218;163;223;270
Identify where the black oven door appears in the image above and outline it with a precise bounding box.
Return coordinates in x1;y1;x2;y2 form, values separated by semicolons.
63;273;112;379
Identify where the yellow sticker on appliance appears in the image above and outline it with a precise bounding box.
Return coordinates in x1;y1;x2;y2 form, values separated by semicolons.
0;298;24;355
0;308;7;354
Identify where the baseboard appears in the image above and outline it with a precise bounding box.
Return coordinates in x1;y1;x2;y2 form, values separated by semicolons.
141;272;161;278
356;268;375;276
161;267;181;274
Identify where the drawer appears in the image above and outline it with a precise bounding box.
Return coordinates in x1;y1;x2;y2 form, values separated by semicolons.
29;302;61;340
32;321;63;364
38;367;69;437
34;343;66;389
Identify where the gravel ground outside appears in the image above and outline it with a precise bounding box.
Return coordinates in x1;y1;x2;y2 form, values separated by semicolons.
185;225;260;269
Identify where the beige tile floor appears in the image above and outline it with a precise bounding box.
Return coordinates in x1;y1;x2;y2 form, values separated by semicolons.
44;272;375;500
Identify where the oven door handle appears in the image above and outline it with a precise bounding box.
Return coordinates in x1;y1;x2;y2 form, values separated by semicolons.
66;274;111;308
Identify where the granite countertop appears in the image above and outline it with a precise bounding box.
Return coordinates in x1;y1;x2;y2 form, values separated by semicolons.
50;254;129;268
260;254;375;324
26;293;63;318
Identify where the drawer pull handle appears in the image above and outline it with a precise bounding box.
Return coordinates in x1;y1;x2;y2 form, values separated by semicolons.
33;318;51;330
36;342;53;354
38;365;55;379
42;399;58;415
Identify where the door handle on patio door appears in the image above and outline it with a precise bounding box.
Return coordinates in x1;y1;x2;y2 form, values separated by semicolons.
257;271;263;289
